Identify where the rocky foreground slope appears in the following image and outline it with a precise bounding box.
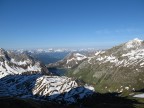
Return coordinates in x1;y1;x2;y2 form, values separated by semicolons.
0;48;94;103
0;74;94;103
66;38;144;93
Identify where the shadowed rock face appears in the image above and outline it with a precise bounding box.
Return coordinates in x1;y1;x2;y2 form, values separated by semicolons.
0;74;94;103
0;48;49;78
0;92;142;108
67;38;144;93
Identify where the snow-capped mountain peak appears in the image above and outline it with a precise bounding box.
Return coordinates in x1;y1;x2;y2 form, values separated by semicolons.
133;38;143;42
125;38;143;49
73;53;87;61
47;53;88;69
0;48;49;78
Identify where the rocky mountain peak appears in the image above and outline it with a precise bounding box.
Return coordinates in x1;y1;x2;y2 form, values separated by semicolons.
47;53;88;69
70;53;87;61
0;48;6;56
0;48;49;78
125;38;143;49
133;38;143;42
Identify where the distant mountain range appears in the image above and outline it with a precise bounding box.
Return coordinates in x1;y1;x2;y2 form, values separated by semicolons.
11;48;97;65
12;48;97;54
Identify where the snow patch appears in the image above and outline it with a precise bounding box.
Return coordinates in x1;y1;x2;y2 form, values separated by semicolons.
125;38;143;49
134;94;144;98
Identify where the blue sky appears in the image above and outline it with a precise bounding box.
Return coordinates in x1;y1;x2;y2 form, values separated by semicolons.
0;0;144;49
